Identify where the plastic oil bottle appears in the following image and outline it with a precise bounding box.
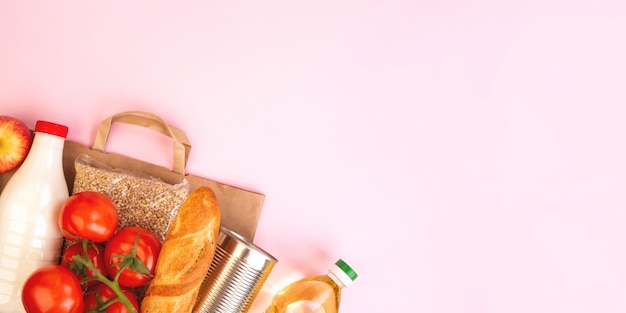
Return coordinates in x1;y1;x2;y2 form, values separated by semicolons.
0;121;69;313
265;259;358;313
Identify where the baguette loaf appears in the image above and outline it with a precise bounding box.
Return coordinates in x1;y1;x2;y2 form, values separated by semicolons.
140;186;220;313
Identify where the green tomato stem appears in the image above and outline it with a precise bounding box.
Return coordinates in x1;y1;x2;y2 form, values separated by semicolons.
74;240;139;313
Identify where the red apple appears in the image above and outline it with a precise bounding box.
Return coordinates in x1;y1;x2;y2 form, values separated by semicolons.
0;116;32;174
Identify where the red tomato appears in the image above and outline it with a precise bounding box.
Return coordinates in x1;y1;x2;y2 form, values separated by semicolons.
104;226;162;287
83;282;139;313
60;241;107;287
22;265;84;313
59;191;119;242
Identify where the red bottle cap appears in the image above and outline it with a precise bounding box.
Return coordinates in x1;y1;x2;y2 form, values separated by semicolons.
35;121;69;138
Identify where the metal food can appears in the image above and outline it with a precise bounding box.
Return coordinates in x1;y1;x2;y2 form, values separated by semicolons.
193;226;277;313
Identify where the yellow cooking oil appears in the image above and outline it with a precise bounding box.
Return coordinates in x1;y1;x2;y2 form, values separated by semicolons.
265;259;358;313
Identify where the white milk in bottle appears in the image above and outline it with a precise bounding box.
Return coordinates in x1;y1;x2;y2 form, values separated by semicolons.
0;121;69;312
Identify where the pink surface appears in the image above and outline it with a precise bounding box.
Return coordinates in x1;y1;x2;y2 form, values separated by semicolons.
2;1;626;312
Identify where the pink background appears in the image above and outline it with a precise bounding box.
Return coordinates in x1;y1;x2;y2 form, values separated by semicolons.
2;1;626;312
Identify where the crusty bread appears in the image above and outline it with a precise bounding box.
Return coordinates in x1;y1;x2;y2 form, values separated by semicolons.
140;186;220;313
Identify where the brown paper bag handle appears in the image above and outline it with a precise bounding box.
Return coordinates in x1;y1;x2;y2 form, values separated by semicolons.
92;111;192;175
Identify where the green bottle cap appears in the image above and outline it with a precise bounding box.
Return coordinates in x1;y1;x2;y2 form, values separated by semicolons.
335;259;358;281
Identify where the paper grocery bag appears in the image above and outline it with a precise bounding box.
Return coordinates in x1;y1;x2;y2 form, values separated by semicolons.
1;111;264;241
